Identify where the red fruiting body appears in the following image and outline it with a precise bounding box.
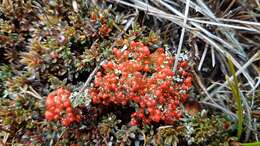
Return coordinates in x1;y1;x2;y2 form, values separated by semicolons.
44;87;80;127
113;48;121;59
130;119;138;126
45;111;54;121
99;24;111;37
89;41;192;125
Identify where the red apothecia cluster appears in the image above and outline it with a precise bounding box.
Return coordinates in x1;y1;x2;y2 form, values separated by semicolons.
89;41;192;125
45;88;80;126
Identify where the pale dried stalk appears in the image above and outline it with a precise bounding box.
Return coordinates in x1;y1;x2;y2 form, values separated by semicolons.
208;51;260;97
173;0;190;72
192;69;237;118
198;45;208;71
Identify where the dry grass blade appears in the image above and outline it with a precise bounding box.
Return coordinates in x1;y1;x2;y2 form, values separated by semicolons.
114;0;260;31
211;47;215;67
189;18;259;32
173;0;190;72
208;51;260;97
218;18;260;27
193;31;255;89
195;0;249;59
190;22;244;57
192;68;237;118
198;45;208;71
19;87;42;99
118;0;256;89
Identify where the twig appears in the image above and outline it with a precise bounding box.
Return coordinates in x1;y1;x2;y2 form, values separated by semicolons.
124;17;135;31
75;60;106;98
56;129;66;144
0;126;12;134
29;86;42;99
49;132;55;146
3;132;9;145
223;0;236;16
158;125;173;130
141;130;147;146
19;87;42;99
